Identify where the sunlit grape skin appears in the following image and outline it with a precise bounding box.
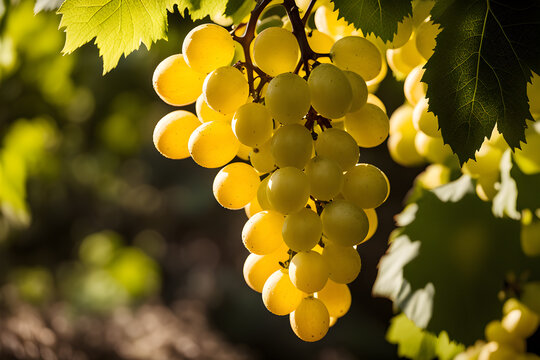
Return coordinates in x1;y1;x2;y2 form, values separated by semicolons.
290;297;330;342
213;162;260;210
265;73;311;125
153;110;201;160
308;63;353;119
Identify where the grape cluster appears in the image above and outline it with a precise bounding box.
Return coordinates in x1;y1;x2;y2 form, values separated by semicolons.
455;296;540;360
151;0;392;342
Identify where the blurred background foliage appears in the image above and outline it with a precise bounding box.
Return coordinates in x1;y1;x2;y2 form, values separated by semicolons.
0;1;430;359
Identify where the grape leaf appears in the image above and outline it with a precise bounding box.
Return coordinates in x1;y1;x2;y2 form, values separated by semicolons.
58;0;228;73
492;150;520;219
423;0;540;164
332;0;412;42
224;0;254;24
34;0;64;13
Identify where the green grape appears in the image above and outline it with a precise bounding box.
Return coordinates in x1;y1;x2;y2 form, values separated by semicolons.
404;65;427;106
415;20;441;60
290;297;330;342
387;16;413;49
367;93;387;114
484;320;526;352
521;282;540;314
307;30;334;64
364;208;378;242
478;342;519;360
188;121;240;168
236;143;252;160
257;176;274;210
243;250;287;293
262;269;305;315
196;94;233;123
321;200;369;246
267;167;310;214
345;103;390;148
250;139;277;174
242;210;285;254
255;16;284;35
412;0;435;27
315;279;351;318
203;66;249;114
153;110;201;160
343;71;368;112
366;57;388;93
387;39;425;79
528;72;540;115
412;97;440;137
462;142;502;177
343;164;389;209
388;133;425;167
153;54;205;106
253;27;299;76
282;208;323;252
390;104;416;136
232;103;273;147
182;24;235;74
315;128;359;171
289;251;329;293
502;308;539;339
314;5;355;39
308;63;352;119
414;132;454;164
244;197;263;218
514;122;540;175
271;124;313;169
322;243;361;284
265;73;311;125
213;162;260;210
330;36;382;81
305;156;343;201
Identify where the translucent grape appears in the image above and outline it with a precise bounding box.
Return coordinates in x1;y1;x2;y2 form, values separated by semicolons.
153;54;205;106
485;320;526;353
364;208;378;242
388;133;425;167
315;128;359;171
404;65;427;106
182;24;235;74
315;279;351;318
330;36;382;81
314;5;355;38
282;208;323;252
290;297;330;342
321;200;369;246
521;282;540;314
196;94;233;123
412;97;440;137
502;308;539;338
244;197;263;218
250;139;277;174
243;252;283;293
386;40;425;78
236;143;251;160
257;176;274;210
308;63;352;119
343;164;389;209
188;121;240;168
265;73;311;125
289;251;329;293
305;156;343;201
345;103;390;148
307;30;334;64
213;162;260;210
343;71;368;112
271;124;313;169
366;57;388;93
203;66;249;114
415;20;441;60
267;167;310;214
242;210;285;254
262;269;305;315
232;103;273;147
153;110;201;160
253;27;299;76
367;93;387;114
322;243;361;284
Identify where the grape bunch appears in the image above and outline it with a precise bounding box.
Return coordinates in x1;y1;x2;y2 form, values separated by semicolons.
455;295;540;360
151;0;392;342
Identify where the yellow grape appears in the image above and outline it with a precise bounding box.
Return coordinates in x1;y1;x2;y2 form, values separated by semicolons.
213;162;260;210
343;71;368;112
153;110;201;160
366;57;388;93
203;66;249;114
153;54;205;106
322;242;361;284
307;30;334;63
236;143;251;160
528;72;540;115
329;316;338;327
388;133;425;167
308;63;353;119
390;104;416;136
232;103;273;147
484;320;526;353
257;176;274;210
271;124;313;169
253;27;299;76
289;251;329;293
315;128;359;171
244;197;263;218
388;16;413;49
305;156;344;201
345;103;390;148
386;39;425;79
502;308;539;338
414;132;454;164
188;121;239;168
290;297;330;342
242;210;285;254
367;93;387;114
412;97;440;137
478;342;519;360
462;142;503;177
315;279;351;318
364;208;378;242
243;251;287;293
250;139;277;174
321;200;369;246
404;65;427;106
415;20;441;60
196;94;233;123
343;164;390;209
267;167;310;214
265;73;311;125
314;5;355;39
182;24;235;74
282;208;323;252
262;269;305;315
330;36;382;81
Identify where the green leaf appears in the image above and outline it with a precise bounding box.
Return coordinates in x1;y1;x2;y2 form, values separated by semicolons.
224;0;254;24
423;0;540;164
177;0;228;21
386;313;438;360
435;331;465;360
332;0;412;42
